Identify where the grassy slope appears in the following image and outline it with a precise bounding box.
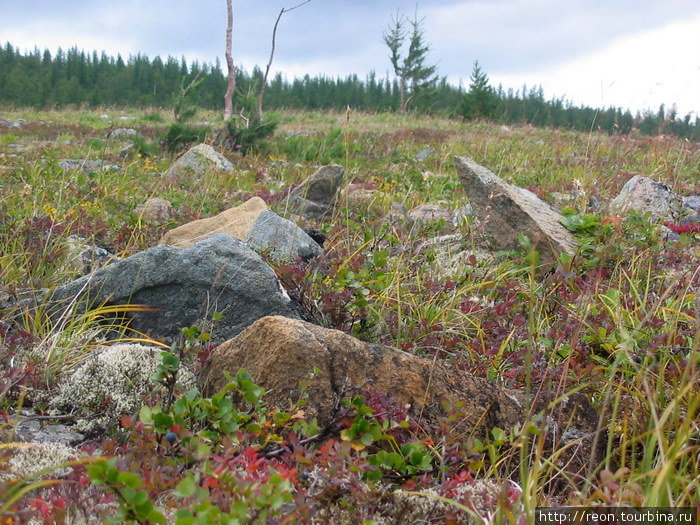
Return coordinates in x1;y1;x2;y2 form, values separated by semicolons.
0;107;698;521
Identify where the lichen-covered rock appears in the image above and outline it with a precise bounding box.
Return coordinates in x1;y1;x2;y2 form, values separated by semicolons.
49;234;299;343
49;343;196;432
455;156;577;260
166;143;235;176
609;175;682;222
58;159;121;174
287;164;344;218
203;316;603;479
408;204;453;224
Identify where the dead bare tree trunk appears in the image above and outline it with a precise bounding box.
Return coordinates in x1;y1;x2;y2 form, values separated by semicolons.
223;0;236;121
257;0;311;119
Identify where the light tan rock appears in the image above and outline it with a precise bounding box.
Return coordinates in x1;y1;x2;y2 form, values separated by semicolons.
134;197;175;223
159;197;268;248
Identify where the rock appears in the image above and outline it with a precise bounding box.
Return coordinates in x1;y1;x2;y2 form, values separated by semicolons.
134;197;175;223
159;197;321;262
0;118;21;129
454;156;578;259
680;195;700;224
49;234;299;344
609;175;681;222
287;164;344;218
63;234;115;275
58;159;121;174
452;203;474;226
588;196;601;211
203;316;603;478
166;143;235;176
14;415;85;446
341;183;378;204
111;127;138;138
500;125;511;132
408;204;452;224
415;147;434;161
100;114;110;119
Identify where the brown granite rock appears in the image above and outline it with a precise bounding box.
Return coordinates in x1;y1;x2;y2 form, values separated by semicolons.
202;316;603;478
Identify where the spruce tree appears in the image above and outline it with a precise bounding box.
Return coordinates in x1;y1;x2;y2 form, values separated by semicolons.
382;10;438;112
459;61;499;121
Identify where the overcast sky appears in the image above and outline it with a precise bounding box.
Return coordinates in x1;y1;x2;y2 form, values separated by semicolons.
2;1;699;116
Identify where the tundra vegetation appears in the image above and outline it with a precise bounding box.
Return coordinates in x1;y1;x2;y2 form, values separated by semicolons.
0;106;698;523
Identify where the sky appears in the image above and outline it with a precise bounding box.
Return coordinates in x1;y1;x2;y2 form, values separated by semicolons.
2;0;699;117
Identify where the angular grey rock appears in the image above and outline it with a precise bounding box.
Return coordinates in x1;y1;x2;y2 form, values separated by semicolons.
609;175;681;222
15;417;85;446
288;164;344;217
0;118;21;128
454;156;577;259
111;128;138;138
58;159;121;174
680;195;700;224
247;209;322;262
415;147;434;161
166;143;235;177
49;234;298;344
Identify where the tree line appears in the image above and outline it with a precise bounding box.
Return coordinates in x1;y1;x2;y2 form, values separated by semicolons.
0;42;697;140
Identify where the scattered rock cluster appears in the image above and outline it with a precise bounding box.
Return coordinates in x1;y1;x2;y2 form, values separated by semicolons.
5;140;699;486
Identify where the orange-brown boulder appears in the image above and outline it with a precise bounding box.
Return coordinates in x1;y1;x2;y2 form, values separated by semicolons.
202;316;603;478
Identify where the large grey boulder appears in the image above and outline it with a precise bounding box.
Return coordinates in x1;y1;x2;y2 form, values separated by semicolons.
609;175;682;222
166;143;235;176
287;164;344;217
49;234;299;344
454;156;577;259
159;197;321;262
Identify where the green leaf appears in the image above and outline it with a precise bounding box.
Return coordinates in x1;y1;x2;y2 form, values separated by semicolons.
174;476;197;498
117;471;142;489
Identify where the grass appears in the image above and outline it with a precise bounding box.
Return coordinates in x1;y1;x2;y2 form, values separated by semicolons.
0;106;698;522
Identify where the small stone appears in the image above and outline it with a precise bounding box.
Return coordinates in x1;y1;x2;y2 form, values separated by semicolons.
415;147;434;161
134;197;175;223
408;204;452;224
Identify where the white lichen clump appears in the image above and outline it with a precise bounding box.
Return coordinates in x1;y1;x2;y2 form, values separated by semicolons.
0;442;77;483
50;343;196;432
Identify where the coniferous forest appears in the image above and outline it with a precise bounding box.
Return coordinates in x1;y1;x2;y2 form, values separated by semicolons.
1;42;698;140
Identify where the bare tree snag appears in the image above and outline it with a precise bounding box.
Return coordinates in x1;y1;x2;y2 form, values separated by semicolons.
257;0;311;119
223;0;236;121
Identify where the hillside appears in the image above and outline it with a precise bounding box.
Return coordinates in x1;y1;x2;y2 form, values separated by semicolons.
0;108;698;523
